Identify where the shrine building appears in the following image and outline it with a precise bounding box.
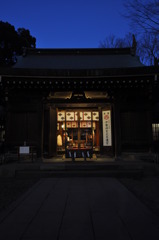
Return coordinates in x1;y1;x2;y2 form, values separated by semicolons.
0;46;159;161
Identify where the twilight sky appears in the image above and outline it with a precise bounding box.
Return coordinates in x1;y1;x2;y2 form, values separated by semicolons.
1;0;130;48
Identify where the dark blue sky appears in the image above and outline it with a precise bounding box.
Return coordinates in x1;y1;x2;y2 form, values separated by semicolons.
1;0;130;48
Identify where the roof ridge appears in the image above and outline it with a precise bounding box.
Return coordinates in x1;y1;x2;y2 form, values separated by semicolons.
22;47;133;56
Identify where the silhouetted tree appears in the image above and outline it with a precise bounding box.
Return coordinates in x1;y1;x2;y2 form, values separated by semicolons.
123;0;159;65
100;0;159;66
17;28;36;54
0;21;17;65
99;33;159;65
138;33;159;65
124;0;159;35
0;21;36;66
99;33;133;48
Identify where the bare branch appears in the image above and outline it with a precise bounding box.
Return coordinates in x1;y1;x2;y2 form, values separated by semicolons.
123;0;159;35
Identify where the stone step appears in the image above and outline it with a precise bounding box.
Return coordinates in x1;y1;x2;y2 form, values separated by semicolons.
15;166;143;178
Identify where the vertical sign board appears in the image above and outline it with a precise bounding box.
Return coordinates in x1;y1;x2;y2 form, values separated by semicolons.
102;110;112;146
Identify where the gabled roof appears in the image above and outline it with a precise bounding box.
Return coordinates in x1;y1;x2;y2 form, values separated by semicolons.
13;48;144;70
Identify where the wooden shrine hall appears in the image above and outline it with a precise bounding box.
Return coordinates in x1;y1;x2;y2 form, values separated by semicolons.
0;46;159;161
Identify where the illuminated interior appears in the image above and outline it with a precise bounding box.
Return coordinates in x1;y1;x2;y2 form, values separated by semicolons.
57;110;100;156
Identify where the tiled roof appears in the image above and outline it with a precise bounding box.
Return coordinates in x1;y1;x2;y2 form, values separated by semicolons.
13;48;144;69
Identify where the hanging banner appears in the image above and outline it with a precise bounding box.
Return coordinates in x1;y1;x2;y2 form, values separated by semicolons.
80;112;92;121
66;112;74;121
57;111;65;121
102;110;112;146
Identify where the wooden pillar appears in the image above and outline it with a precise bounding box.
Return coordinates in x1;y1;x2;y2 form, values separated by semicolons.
49;106;57;157
148;106;153;152
99;107;103;153
113;100;121;159
37;99;43;159
40;102;44;158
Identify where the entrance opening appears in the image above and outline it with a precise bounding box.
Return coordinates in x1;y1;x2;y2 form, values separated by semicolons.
57;109;100;159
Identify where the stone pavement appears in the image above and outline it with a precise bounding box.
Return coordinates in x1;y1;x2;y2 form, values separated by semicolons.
0;178;159;240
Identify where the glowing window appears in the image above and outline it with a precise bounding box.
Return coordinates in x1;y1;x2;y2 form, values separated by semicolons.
152;124;159;141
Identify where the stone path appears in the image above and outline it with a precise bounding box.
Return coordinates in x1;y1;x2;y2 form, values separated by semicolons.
0;178;159;240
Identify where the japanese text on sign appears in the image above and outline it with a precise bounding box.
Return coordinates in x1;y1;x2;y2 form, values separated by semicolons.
102;110;112;146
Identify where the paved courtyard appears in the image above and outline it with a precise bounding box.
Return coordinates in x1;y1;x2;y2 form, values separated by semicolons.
0;177;159;240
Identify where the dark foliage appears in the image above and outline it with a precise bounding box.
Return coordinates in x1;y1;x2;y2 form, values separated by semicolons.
0;21;36;66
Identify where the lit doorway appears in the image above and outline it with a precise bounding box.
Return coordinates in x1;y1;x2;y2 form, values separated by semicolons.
57;110;100;160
